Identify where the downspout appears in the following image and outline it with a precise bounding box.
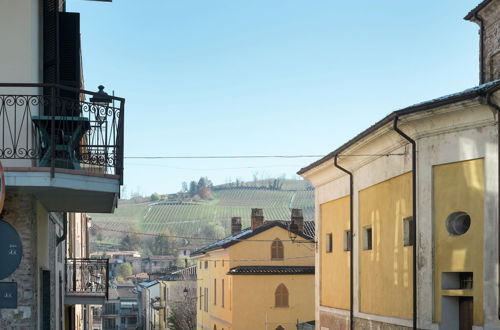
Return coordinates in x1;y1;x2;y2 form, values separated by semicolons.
484;92;500;320
393;117;417;330
475;13;485;84
334;155;354;330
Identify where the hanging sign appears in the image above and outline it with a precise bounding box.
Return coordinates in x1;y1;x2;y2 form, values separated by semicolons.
0;161;4;214
0;282;17;308
0;220;22;280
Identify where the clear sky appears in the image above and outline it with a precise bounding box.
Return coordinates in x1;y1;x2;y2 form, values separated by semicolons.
68;0;482;197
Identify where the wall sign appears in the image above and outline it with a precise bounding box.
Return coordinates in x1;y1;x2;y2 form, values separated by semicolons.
0;220;22;280
0;282;17;308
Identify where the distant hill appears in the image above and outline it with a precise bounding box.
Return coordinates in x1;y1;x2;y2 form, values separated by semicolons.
91;179;314;247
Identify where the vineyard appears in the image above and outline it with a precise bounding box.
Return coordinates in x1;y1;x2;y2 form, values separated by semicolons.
91;181;314;242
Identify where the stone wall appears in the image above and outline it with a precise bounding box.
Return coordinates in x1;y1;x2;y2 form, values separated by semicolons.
319;310;414;330
0;191;38;330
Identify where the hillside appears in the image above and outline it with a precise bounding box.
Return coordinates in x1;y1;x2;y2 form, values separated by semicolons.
90;179;314;250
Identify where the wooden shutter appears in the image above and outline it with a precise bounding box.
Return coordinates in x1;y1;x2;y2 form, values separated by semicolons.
42;270;51;330
43;0;60;115
58;12;81;115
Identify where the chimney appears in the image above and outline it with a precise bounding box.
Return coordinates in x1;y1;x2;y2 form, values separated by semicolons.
251;208;264;230
231;217;242;235
291;209;304;233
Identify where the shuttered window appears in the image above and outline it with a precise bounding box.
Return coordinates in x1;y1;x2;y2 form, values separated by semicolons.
271;239;284;260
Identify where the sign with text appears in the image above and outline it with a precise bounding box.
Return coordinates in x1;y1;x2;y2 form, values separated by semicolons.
0;220;22;280
0;282;17;308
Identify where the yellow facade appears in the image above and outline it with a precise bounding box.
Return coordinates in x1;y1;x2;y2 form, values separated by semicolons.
358;172;413;318
320;196;350;309
195;225;315;330
433;158;484;325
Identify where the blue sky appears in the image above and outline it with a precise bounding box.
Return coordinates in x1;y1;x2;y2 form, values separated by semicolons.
69;0;482;197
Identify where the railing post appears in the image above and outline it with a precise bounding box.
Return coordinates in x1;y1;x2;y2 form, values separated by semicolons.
72;258;77;292
50;85;56;178
118;99;125;185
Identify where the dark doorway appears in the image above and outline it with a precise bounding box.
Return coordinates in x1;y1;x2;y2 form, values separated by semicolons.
459;297;473;330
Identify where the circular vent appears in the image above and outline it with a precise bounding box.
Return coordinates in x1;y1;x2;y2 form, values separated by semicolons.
445;211;471;236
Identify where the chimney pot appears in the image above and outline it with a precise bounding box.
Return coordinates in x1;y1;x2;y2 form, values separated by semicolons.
231;217;242;235
251;208;264;230
291;208;304;233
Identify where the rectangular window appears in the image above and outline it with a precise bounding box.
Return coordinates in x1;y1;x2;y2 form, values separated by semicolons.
344;230;352;251
363;226;372;250
403;216;414;246
326;233;332;253
214;261;217;267
204;288;209;312
222;279;225;308
214;279;217;305
222;260;224;267
204;261;208;269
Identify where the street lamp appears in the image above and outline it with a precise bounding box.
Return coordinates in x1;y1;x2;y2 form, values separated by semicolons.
90;85;111;106
183;287;189;299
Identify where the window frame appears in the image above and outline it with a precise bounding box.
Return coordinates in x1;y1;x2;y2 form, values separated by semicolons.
274;283;289;308
326;233;333;253
271;238;284;260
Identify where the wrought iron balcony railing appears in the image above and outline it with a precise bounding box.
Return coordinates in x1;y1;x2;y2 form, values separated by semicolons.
0;83;124;183
66;258;109;299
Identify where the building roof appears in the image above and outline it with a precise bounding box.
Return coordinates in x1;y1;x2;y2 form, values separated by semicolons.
297;79;500;176
191;220;315;257
464;0;495;20
108;285;138;300
228;265;315;275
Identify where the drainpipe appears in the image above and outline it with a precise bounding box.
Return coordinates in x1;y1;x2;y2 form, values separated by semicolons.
393;117;417;330
56;212;67;246
484;92;500;320
334;155;354;330
475;13;485;84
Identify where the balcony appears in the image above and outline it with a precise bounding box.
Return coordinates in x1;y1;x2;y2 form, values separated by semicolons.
65;258;109;305
0;83;124;212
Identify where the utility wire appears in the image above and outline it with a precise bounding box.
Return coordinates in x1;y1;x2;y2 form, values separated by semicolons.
124;153;405;159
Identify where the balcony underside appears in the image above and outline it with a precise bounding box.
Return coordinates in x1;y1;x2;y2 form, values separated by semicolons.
5;167;119;213
65;293;106;305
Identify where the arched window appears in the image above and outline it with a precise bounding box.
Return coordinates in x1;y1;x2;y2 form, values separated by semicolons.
276;325;285;330
275;284;288;307
271;238;284;260
213;326;217;330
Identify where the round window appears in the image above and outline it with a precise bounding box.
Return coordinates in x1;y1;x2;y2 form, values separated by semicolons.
445;211;471;236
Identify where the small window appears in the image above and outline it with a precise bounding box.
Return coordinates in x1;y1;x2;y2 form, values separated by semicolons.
214;261;217;267
222;260;224;267
199;287;202;310
363;226;372;250
276;326;285;330
275;284;289;307
343;230;352;252
325;233;332;253
403;216;414;246
222;279;225;307
214;279;217;305
446;211;471;236
204;261;208;269
271;239;284;260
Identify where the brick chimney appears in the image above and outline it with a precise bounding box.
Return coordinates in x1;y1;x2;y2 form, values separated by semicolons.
231;217;242;235
251;208;264;230
291;208;304;233
465;0;500;83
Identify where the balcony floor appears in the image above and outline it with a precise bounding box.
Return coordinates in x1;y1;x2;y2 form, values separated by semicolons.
5;167;120;213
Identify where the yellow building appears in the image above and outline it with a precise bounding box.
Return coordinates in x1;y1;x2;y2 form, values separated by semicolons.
298;1;500;329
192;209;315;330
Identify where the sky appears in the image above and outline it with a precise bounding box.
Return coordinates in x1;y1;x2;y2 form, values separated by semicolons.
68;0;482;197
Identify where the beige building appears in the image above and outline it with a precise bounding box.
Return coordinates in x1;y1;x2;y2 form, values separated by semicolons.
299;1;500;329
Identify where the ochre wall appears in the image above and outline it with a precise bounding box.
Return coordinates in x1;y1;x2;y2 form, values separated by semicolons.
320;196;350;310
358;172;413;318
433;158;484;325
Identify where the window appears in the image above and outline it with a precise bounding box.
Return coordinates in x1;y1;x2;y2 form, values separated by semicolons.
204;261;208;269
403;216;414;246
215;260;217;267
344;230;352;251
222;260;224;267
325;233;332;253
204;288;209;312
214;279;217;305
276;326;285;330
446;211;471;236
271;239;284;260
363;226;372;250
274;284;289;307
222;279;225;307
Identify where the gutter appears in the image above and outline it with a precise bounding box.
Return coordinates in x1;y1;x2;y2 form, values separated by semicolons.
393;117;417;330
483;92;500;320
334;155;354;330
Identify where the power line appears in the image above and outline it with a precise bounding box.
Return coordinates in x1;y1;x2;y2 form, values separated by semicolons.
123;153;405;160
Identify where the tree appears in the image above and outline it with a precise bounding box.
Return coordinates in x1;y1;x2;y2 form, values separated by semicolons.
188;181;197;197
117;262;132;278
147;229;175;255
167;299;196;330
150;192;161;201
120;233;141;251
181;182;188;192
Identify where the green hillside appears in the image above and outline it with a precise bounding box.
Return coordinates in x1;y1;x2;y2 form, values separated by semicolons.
91;179;314;246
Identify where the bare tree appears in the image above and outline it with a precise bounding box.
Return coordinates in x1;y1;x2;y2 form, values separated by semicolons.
167;299;196;330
